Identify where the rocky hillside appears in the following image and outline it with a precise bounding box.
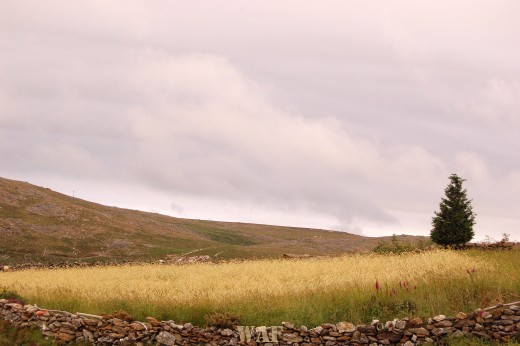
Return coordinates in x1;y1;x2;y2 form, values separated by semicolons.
0;177;426;265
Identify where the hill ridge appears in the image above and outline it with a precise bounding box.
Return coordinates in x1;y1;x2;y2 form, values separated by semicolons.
0;176;424;265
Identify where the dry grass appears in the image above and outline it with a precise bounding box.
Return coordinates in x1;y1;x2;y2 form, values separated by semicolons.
2;250;486;304
4;249;517;327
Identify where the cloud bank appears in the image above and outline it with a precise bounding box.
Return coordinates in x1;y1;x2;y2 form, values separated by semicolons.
1;1;519;240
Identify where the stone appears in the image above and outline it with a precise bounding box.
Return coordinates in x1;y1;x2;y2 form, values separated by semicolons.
82;329;94;343
359;333;369;343
312;326;323;334
452;330;465;338
377;331;402;343
368;336;378;343
431;327;450;336
282;335;303;343
321;323;335;329
433;315;445;322
221;328;234;336
108;332;125;339
282;321;295;329
357;326;375;335
495;319;513;325
384;320;395;330
408;317;423;326
183;322;194;332
156;331;176;346
146;316;159;325
492;310;502;319
395;320;407;329
58;332;75;342
456;312;467;319
403;341;414;346
408;327;429;336
336;322;356;333
435;320;453;327
482;311;493;319
131;322;147;331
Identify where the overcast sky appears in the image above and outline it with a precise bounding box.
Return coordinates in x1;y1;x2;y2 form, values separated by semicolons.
1;1;519;241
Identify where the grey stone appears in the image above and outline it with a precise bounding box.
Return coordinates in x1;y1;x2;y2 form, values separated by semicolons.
156;331;176;346
433;315;445;322
336;321;356;333
221;328;233;336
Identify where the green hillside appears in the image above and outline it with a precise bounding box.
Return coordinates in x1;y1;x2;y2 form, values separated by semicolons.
0;177;424;265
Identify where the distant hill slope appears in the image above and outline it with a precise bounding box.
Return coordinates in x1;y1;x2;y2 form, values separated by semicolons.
0;177;426;265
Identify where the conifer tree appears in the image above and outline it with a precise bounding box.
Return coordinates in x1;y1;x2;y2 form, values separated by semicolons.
431;174;476;247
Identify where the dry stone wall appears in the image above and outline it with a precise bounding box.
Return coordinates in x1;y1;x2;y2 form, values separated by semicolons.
1;299;519;345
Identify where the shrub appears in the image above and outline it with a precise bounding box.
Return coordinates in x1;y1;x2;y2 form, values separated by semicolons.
0;287;25;305
372;235;430;254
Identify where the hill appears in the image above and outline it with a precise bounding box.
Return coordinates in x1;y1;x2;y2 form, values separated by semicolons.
0;177;426;265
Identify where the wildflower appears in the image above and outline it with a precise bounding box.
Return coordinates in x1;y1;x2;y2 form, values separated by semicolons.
375;280;380;291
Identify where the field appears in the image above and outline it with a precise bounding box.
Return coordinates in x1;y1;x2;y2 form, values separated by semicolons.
2;249;519;328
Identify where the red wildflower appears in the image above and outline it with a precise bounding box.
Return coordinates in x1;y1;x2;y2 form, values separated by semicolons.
375;280;380;291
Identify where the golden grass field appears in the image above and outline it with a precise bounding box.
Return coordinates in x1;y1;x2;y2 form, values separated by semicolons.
1;249;519;327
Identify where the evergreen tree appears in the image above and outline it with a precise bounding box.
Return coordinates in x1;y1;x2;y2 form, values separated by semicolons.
431;174;476;247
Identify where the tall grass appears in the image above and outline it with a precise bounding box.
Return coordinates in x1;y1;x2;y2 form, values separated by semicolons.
1;249;518;327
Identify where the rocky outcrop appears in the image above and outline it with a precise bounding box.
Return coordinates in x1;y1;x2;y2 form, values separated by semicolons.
1;299;519;345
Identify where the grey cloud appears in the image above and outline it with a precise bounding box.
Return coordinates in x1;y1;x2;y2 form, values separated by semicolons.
1;1;519;240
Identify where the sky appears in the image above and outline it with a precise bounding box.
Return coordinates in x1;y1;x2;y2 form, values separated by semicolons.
1;1;519;241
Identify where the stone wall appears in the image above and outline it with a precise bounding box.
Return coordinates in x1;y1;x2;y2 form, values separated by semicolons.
1;299;519;345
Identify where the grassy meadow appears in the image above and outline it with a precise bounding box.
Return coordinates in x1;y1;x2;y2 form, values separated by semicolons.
1;249;519;327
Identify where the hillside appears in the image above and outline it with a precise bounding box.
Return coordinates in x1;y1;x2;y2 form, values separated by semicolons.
0;177;426;265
